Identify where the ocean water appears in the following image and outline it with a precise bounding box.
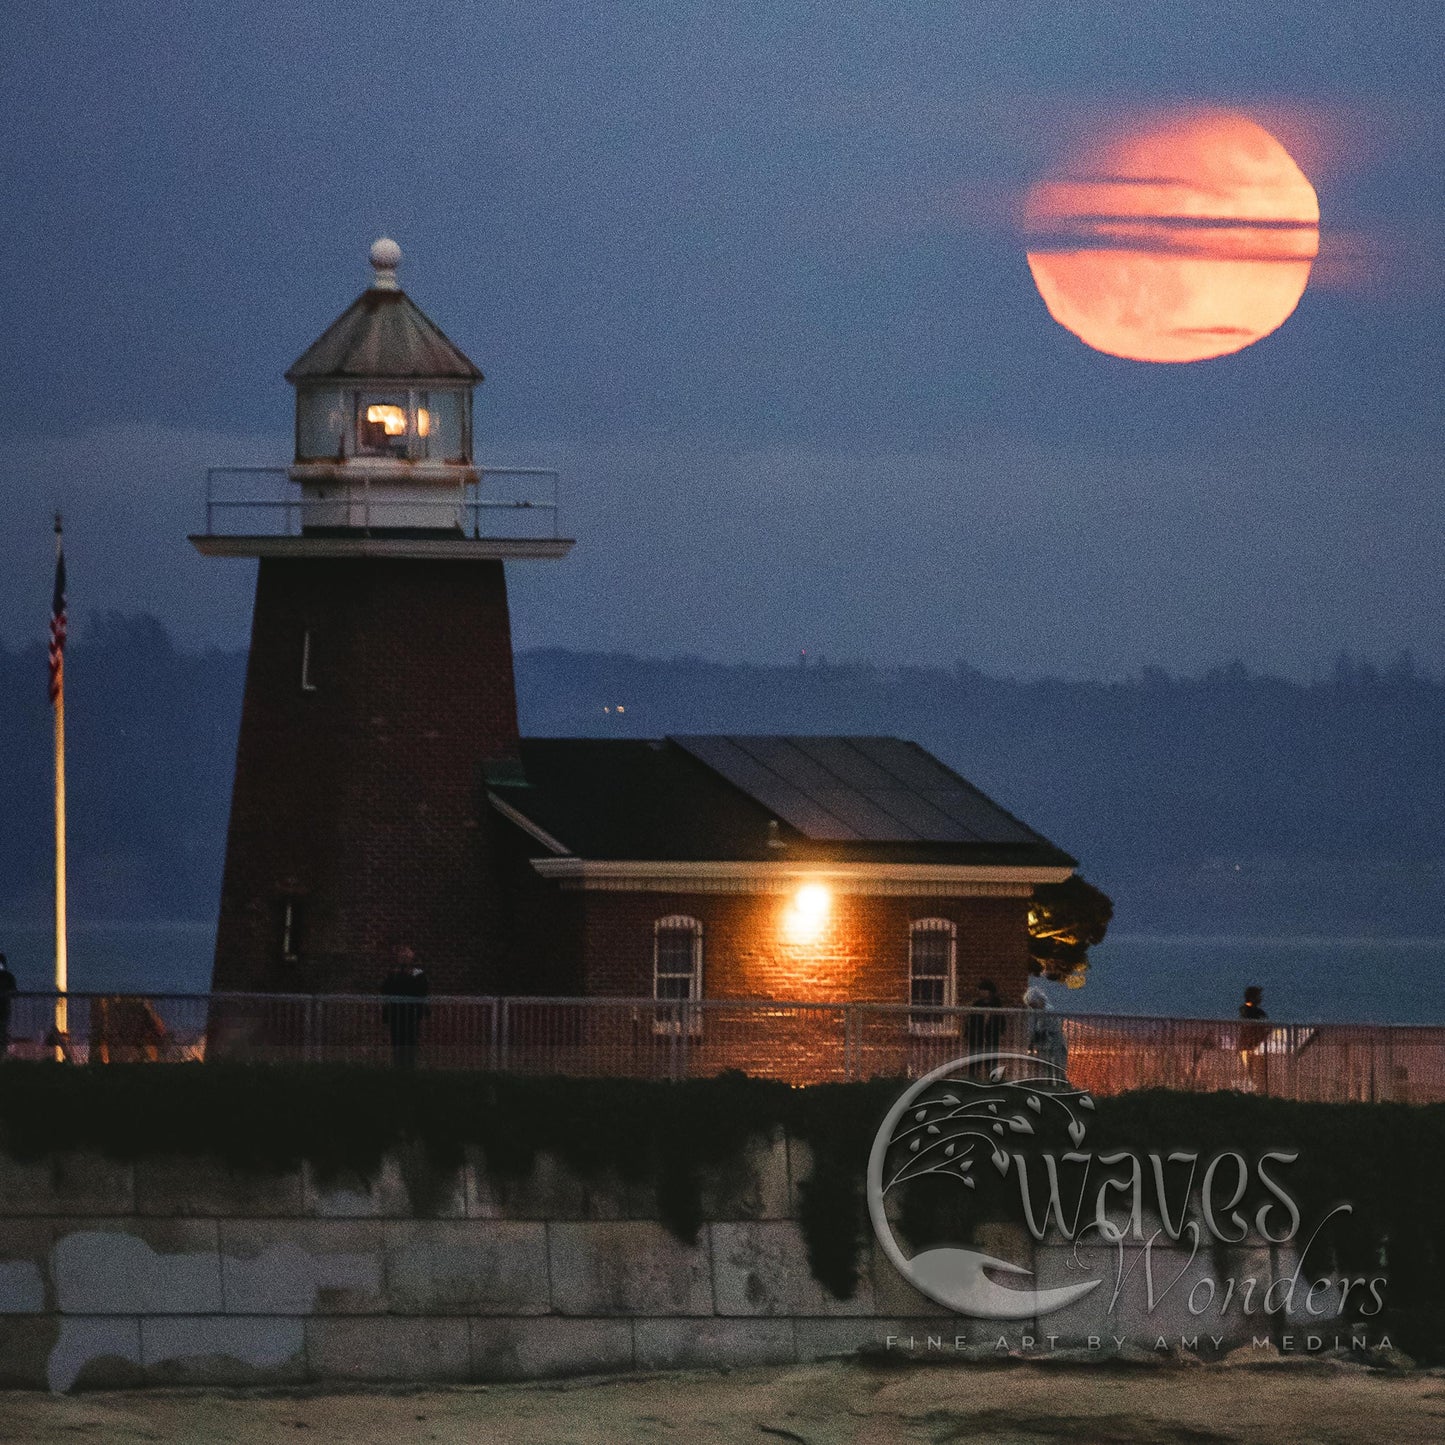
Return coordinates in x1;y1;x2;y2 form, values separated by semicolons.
1;921;1441;1026
0;920;215;996
1074;932;1445;1025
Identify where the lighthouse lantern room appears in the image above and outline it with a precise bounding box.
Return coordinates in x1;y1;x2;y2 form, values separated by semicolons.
286;238;482;534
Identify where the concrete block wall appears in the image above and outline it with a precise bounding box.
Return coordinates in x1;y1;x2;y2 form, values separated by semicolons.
0;1137;1319;1391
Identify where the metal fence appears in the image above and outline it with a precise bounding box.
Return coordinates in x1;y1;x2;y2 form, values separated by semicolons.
200;466;563;541
3;992;1442;1102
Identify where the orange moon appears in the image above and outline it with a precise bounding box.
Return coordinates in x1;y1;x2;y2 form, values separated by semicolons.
1023;112;1320;363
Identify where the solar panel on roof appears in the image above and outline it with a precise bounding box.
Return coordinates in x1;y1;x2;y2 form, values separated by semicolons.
855;787;977;842
798;739;983;840
673;735;863;839
847;738;1041;843
741;737;939;840
782;736;899;788
672;735;1046;846
845;737;953;789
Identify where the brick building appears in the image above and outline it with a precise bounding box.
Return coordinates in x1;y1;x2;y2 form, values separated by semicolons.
489;737;1073;1013
196;241;1077;1015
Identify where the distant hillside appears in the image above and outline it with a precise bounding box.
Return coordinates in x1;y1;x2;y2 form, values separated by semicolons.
517;649;1445;934
1;617;1441;934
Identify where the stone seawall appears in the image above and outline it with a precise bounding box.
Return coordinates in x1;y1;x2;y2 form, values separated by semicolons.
0;1138;1345;1391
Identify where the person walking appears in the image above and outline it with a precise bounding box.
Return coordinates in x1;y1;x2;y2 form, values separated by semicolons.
1024;960;1068;1076
0;953;16;1060
380;946;430;1067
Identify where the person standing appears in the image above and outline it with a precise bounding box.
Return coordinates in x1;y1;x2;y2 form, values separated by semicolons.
380;946;430;1067
0;953;16;1060
1239;985;1268;1022
1238;985;1270;1093
1024;960;1068;1076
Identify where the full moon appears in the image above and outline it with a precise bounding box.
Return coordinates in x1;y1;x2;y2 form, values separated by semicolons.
1023;112;1320;363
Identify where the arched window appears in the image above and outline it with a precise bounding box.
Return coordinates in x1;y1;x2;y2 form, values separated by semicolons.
653;915;703;1035
909;918;958;1035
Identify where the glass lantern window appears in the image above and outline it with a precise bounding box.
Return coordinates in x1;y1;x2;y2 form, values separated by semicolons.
295;388;347;461
420;390;468;462
356;391;412;457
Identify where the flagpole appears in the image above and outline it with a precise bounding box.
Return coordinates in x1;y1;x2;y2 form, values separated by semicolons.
53;514;68;1058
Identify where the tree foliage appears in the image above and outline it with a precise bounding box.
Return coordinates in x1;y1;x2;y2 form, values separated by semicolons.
1029;873;1114;984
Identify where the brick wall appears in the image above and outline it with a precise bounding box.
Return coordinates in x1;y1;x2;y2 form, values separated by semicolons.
212;557;521;996
577;889;1031;1008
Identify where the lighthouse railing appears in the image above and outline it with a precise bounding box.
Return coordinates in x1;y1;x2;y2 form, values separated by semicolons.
200;467;562;541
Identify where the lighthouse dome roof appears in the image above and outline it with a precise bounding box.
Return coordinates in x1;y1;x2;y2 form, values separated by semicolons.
285;241;483;384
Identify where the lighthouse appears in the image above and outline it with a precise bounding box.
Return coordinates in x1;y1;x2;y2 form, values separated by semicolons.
194;240;571;995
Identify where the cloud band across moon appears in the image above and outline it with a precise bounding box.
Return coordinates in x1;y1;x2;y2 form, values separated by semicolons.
1025;213;1321;261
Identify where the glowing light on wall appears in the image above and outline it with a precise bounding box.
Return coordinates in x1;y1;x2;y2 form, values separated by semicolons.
782;883;831;945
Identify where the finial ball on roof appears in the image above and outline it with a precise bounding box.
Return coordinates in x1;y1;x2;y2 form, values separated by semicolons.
370;236;402;268
369;237;402;288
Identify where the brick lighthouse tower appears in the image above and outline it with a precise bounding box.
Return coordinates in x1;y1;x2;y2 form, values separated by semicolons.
194;239;571;995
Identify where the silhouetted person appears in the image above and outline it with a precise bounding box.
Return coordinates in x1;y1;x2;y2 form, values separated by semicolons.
0;953;16;1059
380;946;429;1067
1238;985;1270;1092
966;977;1004;1075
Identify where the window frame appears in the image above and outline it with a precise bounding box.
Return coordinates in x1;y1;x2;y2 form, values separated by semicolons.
300;628;318;693
908;917;959;1036
652;914;703;1036
294;386;347;462
279;897;304;964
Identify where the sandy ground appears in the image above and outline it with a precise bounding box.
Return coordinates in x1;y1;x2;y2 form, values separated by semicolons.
2;1359;1443;1445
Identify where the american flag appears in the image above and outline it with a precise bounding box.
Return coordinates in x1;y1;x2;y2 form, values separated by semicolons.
49;523;66;706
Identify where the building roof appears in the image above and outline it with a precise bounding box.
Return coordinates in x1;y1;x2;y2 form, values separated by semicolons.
491;736;1075;869
285;287;483;384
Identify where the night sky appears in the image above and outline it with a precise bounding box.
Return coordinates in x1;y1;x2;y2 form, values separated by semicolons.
3;2;1443;678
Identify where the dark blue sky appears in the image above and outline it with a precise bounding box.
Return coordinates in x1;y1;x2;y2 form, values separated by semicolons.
3;2;1443;677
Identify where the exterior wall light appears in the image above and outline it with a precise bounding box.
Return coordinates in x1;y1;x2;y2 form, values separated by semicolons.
782;882;831;945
